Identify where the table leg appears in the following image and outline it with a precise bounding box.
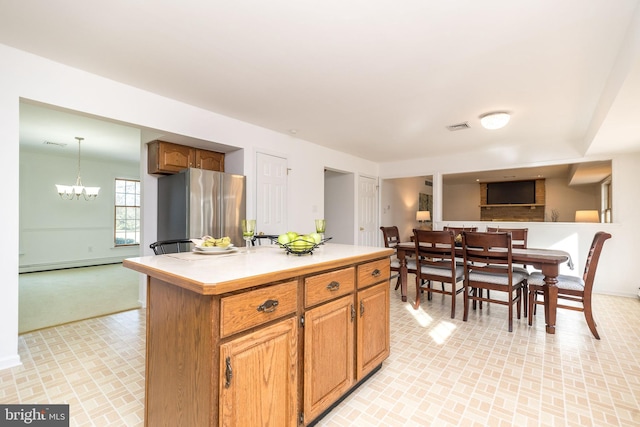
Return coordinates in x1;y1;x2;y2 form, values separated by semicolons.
398;248;408;302
543;273;559;334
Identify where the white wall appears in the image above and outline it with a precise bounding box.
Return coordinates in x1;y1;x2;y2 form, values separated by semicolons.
544;179;600;222
19;149;140;272
442;181;481;222
0;44;379;370
380;176;432;241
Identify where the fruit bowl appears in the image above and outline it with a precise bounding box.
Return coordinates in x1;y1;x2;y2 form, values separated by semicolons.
271;237;332;256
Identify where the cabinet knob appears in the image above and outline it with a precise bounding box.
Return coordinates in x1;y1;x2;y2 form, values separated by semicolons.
326;281;340;291
257;299;279;313
371;269;381;277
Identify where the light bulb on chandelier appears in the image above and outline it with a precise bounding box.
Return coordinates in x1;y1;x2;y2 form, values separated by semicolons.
55;137;100;201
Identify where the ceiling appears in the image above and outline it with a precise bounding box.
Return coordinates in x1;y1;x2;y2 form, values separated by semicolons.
3;1;640;167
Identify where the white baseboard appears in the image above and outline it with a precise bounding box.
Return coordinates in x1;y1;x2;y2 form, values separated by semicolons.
0;354;21;371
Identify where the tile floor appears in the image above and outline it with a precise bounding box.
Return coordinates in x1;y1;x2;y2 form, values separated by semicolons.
1;281;640;426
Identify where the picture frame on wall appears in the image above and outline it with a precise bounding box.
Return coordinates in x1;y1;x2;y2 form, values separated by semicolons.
419;193;432;216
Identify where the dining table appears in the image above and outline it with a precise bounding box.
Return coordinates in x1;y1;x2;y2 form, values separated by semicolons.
395;242;571;335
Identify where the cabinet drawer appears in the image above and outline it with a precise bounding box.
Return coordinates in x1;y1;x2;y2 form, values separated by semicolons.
220;280;297;338
304;267;355;308
357;258;390;289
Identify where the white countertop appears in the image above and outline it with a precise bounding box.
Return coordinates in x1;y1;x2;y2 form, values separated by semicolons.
124;243;393;295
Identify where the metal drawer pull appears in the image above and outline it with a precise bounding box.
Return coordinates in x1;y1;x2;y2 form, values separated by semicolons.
326;281;340;291
371;269;381;277
225;357;232;388
257;299;279;313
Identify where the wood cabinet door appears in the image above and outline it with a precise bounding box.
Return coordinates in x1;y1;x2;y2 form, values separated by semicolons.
304;294;354;423
219;317;298;427
196;149;225;171
356;281;390;380
155;141;193;173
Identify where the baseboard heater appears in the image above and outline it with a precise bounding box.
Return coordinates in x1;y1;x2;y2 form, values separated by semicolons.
19;256;128;274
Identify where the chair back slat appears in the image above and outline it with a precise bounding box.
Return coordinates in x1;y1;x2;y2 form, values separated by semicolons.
443;226;478;235
150;239;193;255
462;231;513;273
414;229;457;271
486;227;528;249
380;226;402;249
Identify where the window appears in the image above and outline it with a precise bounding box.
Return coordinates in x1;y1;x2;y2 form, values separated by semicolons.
115;178;140;246
602;178;612;223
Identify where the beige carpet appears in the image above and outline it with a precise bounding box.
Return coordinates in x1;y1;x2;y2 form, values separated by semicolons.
19;263;142;333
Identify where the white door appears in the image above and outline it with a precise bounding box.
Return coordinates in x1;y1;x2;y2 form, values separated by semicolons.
256;152;288;236
358;175;378;246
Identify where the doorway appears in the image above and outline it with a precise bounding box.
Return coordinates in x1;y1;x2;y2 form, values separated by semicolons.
324;169;355;244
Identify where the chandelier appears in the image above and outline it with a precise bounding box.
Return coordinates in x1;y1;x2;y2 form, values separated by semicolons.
55;137;100;200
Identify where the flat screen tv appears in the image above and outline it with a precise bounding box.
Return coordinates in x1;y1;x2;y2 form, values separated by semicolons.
486;180;536;205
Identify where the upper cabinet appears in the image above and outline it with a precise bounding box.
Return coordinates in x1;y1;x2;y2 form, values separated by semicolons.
148;140;225;174
195;148;225;172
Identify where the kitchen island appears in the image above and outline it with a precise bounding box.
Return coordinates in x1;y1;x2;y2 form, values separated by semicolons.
124;243;393;427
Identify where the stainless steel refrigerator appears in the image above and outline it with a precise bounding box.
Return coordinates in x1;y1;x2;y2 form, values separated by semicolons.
157;168;246;246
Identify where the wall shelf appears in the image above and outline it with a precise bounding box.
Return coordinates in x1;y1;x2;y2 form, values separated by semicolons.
480;204;545;208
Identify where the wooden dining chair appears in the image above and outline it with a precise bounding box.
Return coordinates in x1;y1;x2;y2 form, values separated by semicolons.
413;229;465;318
527;231;611;339
486;227;528;249
485;227;529;308
150;239;193;254
461;231;528;332
380;226;416;291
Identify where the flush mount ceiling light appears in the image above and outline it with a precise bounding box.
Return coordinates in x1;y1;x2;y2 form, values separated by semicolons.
55;137;100;201
480;112;511;130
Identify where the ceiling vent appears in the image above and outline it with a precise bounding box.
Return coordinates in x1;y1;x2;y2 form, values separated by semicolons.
446;122;470;131
43;141;67;147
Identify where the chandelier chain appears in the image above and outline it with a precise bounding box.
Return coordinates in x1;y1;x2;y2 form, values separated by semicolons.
75;137;83;187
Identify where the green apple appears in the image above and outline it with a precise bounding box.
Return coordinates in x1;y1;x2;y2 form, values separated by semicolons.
291;238;307;252
301;234;316;248
286;231;298;242
309;232;322;244
277;233;290;245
